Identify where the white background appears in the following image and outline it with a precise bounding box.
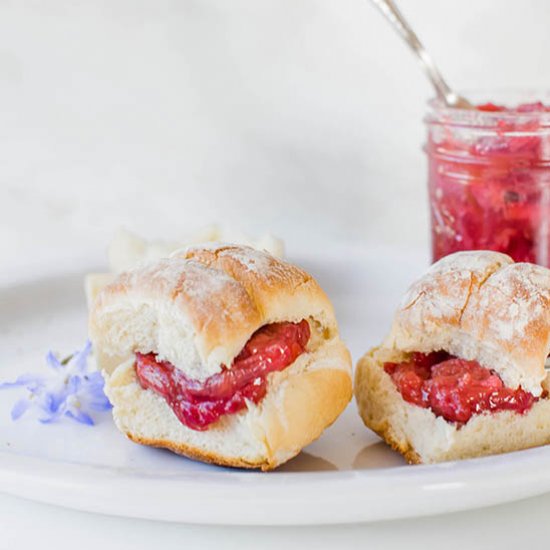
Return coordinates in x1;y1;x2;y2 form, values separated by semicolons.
2;0;550;269
2;0;550;547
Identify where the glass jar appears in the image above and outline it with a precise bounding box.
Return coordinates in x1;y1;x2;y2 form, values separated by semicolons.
425;91;550;266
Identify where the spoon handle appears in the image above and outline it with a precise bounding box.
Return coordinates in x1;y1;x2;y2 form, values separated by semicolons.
370;0;457;105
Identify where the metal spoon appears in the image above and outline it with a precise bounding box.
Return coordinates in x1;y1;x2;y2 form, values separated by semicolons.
370;0;472;109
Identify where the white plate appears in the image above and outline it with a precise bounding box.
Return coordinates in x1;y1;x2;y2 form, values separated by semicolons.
2;244;550;525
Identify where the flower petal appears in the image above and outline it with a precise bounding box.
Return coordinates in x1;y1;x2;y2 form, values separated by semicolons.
39;414;61;424
10;399;31;420
0;373;45;390
45;351;63;371
77;372;112;410
71;340;93;373
92;398;112;411
66;409;94;426
66;375;81;394
42;388;70;415
2;340;109;427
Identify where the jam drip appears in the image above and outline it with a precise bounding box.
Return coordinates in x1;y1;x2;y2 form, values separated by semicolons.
385;352;538;424
135;320;310;430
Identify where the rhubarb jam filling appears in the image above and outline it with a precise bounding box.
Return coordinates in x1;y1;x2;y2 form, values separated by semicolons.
384;352;541;424
135;320;311;431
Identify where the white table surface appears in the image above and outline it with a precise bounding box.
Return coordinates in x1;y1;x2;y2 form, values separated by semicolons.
2;490;549;549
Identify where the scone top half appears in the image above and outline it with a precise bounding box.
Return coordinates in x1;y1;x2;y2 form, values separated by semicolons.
89;243;352;470
90;243;339;379
386;250;550;395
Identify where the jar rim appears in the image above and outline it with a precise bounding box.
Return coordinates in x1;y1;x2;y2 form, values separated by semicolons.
427;88;550;126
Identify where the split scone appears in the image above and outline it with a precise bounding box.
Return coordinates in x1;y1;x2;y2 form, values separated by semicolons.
355;250;550;464
89;243;352;470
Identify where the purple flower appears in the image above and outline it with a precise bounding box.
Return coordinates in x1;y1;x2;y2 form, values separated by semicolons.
0;340;112;425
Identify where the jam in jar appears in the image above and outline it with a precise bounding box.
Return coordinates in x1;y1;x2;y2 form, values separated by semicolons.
425;93;550;265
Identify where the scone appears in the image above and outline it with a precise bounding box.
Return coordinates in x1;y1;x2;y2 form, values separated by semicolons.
355;250;550;464
89;243;352;470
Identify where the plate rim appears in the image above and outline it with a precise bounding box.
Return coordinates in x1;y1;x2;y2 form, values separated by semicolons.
2;439;550;524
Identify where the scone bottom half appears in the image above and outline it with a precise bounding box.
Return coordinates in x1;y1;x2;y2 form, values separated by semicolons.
355;250;550;464
88;243;353;471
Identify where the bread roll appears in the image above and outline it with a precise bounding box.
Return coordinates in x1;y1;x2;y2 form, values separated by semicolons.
90;243;352;470
356;250;550;463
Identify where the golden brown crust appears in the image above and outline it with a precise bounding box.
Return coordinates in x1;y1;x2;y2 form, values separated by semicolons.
90;257;261;376
386;250;550;395
396;250;511;330
89;243;338;379
461;263;550;383
364;422;422;465
125;432;276;471
181;244;312;315
181;243;338;349
258;360;352;466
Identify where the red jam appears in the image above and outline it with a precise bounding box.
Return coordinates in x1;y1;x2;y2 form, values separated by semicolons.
384;352;538;424
427;101;550;265
135;320;310;430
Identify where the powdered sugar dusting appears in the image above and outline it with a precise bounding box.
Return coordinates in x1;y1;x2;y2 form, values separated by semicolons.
179;260;235;300
176;241;276;276
119;257;189;295
173;242;235;256
219;247;273;275
429;250;513;275
475;263;550;342
118;257;246;316
392;251;550;390
180;242;306;290
399;250;514;322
